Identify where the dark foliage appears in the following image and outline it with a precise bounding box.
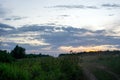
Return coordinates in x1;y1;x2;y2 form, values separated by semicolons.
0;50;14;63
11;45;26;59
26;53;51;58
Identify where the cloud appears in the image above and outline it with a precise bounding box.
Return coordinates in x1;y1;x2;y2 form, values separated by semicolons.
60;15;70;17
50;5;98;9
108;14;114;16
53;5;85;9
4;16;27;21
10;37;49;46
1;23;120;55
102;4;120;8
18;25;54;32
104;20;120;37
0;23;15;36
1;36;50;46
0;23;15;29
50;4;120;10
86;6;99;9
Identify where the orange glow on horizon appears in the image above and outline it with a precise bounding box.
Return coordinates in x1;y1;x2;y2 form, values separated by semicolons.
85;49;98;52
59;45;119;53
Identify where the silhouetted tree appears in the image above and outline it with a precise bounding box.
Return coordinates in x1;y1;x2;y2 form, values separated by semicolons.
11;45;26;59
70;50;73;54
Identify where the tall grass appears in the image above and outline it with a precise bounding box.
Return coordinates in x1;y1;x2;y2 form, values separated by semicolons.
0;56;84;80
0;63;30;80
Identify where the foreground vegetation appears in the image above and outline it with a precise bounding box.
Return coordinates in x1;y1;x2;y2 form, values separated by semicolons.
0;57;84;80
0;46;84;80
0;45;120;80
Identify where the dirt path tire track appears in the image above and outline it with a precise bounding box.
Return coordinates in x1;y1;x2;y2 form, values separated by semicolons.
80;62;120;80
91;63;120;80
82;67;98;80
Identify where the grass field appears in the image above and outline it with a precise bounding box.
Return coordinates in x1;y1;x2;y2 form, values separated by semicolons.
0;53;120;80
0;56;84;80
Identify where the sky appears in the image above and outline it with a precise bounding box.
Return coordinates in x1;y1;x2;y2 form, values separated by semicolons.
0;0;120;56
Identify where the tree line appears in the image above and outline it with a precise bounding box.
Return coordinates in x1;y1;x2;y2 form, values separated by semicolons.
59;50;120;57
1;45;120;63
0;45;50;63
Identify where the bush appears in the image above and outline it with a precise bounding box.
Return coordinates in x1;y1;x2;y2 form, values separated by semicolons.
0;50;14;63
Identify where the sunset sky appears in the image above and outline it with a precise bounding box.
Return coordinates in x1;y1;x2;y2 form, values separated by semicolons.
0;0;120;56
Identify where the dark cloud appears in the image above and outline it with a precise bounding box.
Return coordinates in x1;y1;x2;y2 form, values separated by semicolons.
49;4;120;10
102;4;120;8
60;15;70;17
42;23;57;26
4;16;27;21
53;5;85;9
108;14;114;16
13;25;120;47
86;6;99;9
18;25;54;32
4;18;11;20
0;23;15;29
0;23;15;36
1;24;120;55
50;5;98;9
41;29;120;49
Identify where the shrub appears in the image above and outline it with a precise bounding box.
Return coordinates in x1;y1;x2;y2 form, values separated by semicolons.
0;50;14;63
